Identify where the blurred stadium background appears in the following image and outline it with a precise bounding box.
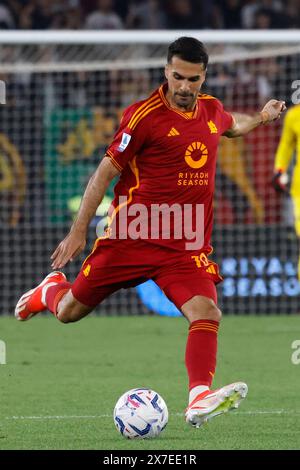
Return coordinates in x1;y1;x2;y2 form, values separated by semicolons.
0;0;300;318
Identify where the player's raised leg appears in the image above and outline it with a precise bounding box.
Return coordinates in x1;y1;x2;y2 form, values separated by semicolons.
15;272;93;322
52;289;93;323
15;272;67;321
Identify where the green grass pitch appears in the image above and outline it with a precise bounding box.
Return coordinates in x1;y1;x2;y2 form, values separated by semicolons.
0;314;300;450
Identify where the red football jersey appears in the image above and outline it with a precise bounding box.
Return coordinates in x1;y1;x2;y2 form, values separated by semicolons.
105;83;233;252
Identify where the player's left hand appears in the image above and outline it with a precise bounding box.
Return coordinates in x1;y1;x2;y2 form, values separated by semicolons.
261;100;286;123
50;229;86;269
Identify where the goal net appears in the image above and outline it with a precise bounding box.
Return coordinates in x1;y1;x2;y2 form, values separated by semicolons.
1;31;299;316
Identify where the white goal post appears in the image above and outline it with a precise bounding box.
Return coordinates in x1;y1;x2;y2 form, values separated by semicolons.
1;29;300;43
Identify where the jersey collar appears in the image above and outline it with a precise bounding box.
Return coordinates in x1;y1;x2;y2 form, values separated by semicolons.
159;83;199;120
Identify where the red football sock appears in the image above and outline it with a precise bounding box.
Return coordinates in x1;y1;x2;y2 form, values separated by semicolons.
185;319;219;390
45;282;71;316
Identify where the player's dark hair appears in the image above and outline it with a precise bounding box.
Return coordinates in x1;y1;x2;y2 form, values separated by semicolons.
167;37;208;69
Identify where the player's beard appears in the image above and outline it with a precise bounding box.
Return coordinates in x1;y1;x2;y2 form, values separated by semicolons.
174;92;196;110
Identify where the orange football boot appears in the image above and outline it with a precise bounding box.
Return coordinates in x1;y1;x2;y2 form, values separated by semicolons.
15;272;67;321
185;382;248;428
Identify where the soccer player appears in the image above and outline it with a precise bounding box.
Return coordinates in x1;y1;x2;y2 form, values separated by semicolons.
15;37;285;428
272;104;300;283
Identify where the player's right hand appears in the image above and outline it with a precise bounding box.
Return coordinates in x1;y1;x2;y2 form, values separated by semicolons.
272;170;289;194
50;229;86;269
260;99;286;123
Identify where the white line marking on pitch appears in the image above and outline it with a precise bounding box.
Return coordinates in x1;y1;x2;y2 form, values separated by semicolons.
3;410;300;421
5;415;112;420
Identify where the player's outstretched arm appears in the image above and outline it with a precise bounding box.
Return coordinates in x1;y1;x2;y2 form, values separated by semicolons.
51;157;120;269
224;99;286;138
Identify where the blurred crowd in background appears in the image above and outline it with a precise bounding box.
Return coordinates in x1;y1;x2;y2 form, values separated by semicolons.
0;0;298;232
1;0;300;31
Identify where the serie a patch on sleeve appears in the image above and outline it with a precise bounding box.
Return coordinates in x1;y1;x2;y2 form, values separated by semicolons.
118;133;132;152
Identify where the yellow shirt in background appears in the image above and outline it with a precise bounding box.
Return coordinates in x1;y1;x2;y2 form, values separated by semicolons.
274;104;300;197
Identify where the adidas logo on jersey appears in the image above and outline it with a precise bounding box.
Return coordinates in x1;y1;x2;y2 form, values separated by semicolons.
167;127;180;137
206;265;216;274
83;264;91;277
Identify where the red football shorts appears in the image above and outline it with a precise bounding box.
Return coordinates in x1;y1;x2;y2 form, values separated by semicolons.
71;238;222;310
